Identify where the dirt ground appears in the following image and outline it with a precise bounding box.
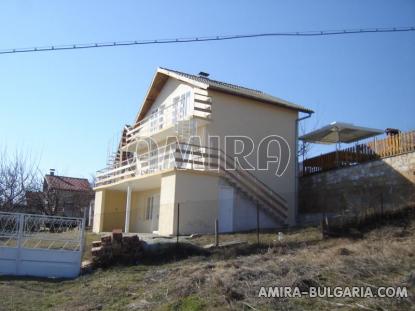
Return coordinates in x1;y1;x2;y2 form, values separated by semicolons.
1;214;414;311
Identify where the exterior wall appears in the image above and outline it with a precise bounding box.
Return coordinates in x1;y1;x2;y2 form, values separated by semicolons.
135;77;205;154
101;190;126;232
92;191;105;233
56;190;93;218
93;188;162;233
156;170;282;236
233;191;280;231
129;188;160;233
158;170;221;236
143;77;194;120
299;152;415;215
172;170;220;235
158;172;177;235
95;79;301;232
206;90;298;225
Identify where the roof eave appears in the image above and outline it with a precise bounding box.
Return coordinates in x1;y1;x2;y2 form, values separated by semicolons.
158;67;209;89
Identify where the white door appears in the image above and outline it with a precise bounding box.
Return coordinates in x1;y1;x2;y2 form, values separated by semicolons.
219;187;234;233
151;194;160;232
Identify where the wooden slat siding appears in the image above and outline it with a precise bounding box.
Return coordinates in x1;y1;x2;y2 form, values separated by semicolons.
193;87;209;97
407;132;412;152
404;132;408;152
303;130;415;176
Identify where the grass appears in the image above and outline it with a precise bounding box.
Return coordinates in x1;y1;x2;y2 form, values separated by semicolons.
1;213;414;310
82;231;101;261
165;295;206;311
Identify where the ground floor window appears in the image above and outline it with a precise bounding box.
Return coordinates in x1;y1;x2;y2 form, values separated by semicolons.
145;196;154;220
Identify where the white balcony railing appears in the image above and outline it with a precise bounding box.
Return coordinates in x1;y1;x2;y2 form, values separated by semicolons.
96;143;218;186
95;143;289;222
96;144;174;186
125;92;211;144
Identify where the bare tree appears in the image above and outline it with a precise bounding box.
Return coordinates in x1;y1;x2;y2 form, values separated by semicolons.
26;179;62;216
0;148;39;211
89;173;96;189
1;147;93;216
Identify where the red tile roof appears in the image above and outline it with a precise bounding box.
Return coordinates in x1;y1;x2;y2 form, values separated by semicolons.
44;175;92;192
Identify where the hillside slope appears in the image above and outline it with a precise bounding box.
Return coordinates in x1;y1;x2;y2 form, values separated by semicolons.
1;213;414;310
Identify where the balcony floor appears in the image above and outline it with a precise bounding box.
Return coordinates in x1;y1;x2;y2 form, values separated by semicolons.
122;125;178;153
94;168;171;192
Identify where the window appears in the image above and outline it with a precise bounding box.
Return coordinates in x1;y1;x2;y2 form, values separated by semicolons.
149;148;158;171
146;196;154;220
150;110;158;133
172;91;191;123
158;104;165;129
172;96;179;124
149;104;166;133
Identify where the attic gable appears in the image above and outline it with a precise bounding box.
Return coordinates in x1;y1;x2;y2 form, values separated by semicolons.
133;68;208;125
133;67;313;126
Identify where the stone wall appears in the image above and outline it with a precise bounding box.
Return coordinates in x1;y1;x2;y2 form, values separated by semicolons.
299;152;415;215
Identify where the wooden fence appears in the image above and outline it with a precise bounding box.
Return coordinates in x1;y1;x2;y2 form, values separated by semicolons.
302;130;415;176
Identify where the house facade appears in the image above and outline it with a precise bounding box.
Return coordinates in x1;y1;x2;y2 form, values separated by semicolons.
43;170;94;218
93;68;312;235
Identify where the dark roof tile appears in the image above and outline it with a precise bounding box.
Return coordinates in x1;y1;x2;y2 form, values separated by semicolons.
160;67;313;113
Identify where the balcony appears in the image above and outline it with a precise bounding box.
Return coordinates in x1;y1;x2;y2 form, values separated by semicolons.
95;143;211;187
122;92;212;150
95;143;288;222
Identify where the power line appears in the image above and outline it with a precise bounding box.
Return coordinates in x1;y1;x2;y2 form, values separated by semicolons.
1;27;414;55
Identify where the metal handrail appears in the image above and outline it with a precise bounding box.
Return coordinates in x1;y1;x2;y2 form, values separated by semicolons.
179;143;287;204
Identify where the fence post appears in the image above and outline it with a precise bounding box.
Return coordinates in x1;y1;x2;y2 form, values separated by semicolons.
214;218;219;247
79;209;87;270
16;213;25;275
176;203;180;244
256;204;260;246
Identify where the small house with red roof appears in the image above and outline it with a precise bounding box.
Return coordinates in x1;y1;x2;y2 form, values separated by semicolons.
43;169;94;218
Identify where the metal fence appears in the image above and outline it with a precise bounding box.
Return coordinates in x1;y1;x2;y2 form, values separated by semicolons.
95;195;287;246
0;212;85;278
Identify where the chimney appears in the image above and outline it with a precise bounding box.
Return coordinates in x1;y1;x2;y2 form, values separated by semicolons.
198;71;209;78
49;169;55;176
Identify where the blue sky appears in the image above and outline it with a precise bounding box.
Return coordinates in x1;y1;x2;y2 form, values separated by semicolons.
0;1;414;178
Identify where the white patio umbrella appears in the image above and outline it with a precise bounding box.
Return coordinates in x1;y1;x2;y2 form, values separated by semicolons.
299;122;383;166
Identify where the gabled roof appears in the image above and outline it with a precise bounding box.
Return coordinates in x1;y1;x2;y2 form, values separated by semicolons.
134;67;313;123
44;175;92;192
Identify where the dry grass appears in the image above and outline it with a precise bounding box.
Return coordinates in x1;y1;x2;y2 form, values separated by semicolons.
1;216;414;310
82;231;101;261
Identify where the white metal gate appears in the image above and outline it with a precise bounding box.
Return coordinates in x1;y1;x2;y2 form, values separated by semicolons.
0;212;85;278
